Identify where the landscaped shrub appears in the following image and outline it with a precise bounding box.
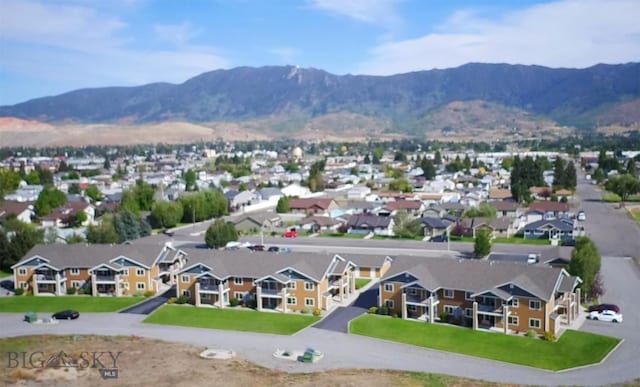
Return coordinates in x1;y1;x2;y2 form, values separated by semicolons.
176;295;189;304
245;299;257;309
368;306;378;314
312;308;321;317
543;331;556;342
392;313;399;318
300;307;311;314
143;290;155;298
134;291;145;297
379;306;390;315
66;287;77;295
14;288;24;296
439;311;450;323
229;298;240;307
525;329;537;338
167;297;176;304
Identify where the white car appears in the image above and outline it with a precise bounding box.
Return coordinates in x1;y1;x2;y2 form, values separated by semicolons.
577;211;586;221
588;310;623;323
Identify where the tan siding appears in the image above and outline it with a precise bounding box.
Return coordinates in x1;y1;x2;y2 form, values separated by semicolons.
380;281;403;316
288;280;319;311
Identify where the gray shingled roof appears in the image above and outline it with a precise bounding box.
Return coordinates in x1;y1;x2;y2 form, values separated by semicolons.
15;244;174;270
381;256;569;301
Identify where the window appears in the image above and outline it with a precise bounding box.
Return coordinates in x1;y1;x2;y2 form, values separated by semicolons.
508;316;519;326
287;297;297;305
305;298;314;306
443;289;454;298
384;283;393;292
465;291;474;300
201;293;210;299
465;308;473;317
304;282;314;290
71;281;81;289
181;275;190;283
136;282;145;290
529;300;541;310
234;277;243;285
122;269;129;276
529;318;541;329
234;292;244;301
122;282;129;290
18;268;27;276
443;305;455;314
510;299;519;308
408;305;416;312
287;282;296;289
409;287;417;295
136;269;144;277
384;299;394;309
70;268;80;275
20;281;28;289
182;290;191;297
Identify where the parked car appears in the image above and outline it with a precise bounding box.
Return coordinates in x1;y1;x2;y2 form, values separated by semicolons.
52;310;80;320
430;235;448;243
0;279;15;291
162;230;175;237
248;244;265;251
588;310;623;323
282;230;298;238
577;211;586;221
268;246;292;253
588;304;621;313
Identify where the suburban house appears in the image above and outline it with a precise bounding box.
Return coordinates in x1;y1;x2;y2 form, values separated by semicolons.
459;217;518;238
177;250;357;312
231;213;282;233
39;201;95;228
0;200;33;224
348;254;394;279
420;217;451;238
377;200;425;217
289;198;338;216
524;219;575;241
299;215;343;233
378;256;581;336
490;201;521;218
224;190;256;211
528;202;570;220
12;243;186;296
346;214;394;236
257;187;283;202
489;188;513;201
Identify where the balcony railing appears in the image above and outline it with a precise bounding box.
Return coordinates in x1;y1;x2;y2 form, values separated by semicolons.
406;292;438;304
477;303;503;314
35;274;64;281
261;287;284;296
199;282;220;292
94;275;116;282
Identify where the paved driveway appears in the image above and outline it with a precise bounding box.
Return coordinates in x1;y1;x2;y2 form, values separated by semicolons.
119;286;175;315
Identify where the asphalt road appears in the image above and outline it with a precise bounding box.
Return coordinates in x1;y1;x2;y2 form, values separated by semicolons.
119;286;175;315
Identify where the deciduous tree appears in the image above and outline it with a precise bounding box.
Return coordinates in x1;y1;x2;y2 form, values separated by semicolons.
205;219;238;249
473;229;492;258
567;237;601;302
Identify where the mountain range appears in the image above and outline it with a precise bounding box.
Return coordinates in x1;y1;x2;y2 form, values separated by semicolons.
1;63;639;140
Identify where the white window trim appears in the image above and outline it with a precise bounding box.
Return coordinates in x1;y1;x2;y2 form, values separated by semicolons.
304;282;314;290
443;289;454;299
20;281;28;289
181;275;190;283
465;308;473;317
136;282;145;290
443;305;455;314
18;268;27;276
384;283;393;292
136;269;145;277
71;281;81;288
182;290;191;297
305;298;314;306
409;287;417;295
122;282;130;290
529;318;541;329
529;300;542;310
287;297;297;305
384;299;394;309
122;269;129;276
465;291;474;301
70;268;80;275
234;277;243;285
508;316;519;326
234;292;244;300
511;298;519;308
287;282;296;289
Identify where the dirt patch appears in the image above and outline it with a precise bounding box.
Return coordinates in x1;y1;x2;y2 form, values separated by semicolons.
0;335;504;387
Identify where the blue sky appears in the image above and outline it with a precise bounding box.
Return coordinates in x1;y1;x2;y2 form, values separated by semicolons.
0;0;639;105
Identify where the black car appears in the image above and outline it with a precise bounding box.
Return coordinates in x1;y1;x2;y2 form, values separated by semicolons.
52;310;80;320
268;246;280;252
588;304;620;313
0;279;15;291
430;235;448;243
248;245;265;252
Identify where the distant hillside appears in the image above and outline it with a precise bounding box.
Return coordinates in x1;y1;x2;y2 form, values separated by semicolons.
1;63;639;137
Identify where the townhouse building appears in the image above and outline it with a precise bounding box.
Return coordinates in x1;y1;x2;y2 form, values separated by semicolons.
12;243;186;296
378;256;581;336
177;250;358;312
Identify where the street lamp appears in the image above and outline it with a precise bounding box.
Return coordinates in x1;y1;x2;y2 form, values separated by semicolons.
447;228;451;252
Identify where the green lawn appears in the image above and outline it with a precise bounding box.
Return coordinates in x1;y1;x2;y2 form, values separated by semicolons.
602;192;622;203
350;315;620;371
0;270;12;278
493;237;550;245
355;278;372;289
628;207;640;224
144;305;320;335
0;296;142;312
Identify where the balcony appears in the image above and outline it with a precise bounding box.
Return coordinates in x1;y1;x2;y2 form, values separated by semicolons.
199;281;223;293
94;275;117;282
34;273;65;283
406;292;438;305
477;303;505;315
261;287;285;297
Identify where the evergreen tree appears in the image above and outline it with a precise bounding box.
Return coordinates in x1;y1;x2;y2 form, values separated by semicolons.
420;158;436;180
553;157;567;189
363;154;371;164
103;156;111;170
565;161;577;190
627;159;637;177
473;229;492;258
433;150;442;165
113;210;151;242
463;154;471;171
567;237;601;302
276;196;291;213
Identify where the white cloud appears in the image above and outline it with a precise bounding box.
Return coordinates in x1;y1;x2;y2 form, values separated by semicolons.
308;0;402;27
0;0;229;99
269;47;302;65
355;0;640;75
154;22;201;46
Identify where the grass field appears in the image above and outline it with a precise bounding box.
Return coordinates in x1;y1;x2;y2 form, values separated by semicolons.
628;207;640;224
355;278;372;289
350;315;620;371
0;296;142;312
493;237;550;245
144;305;320;335
0;270;12;278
